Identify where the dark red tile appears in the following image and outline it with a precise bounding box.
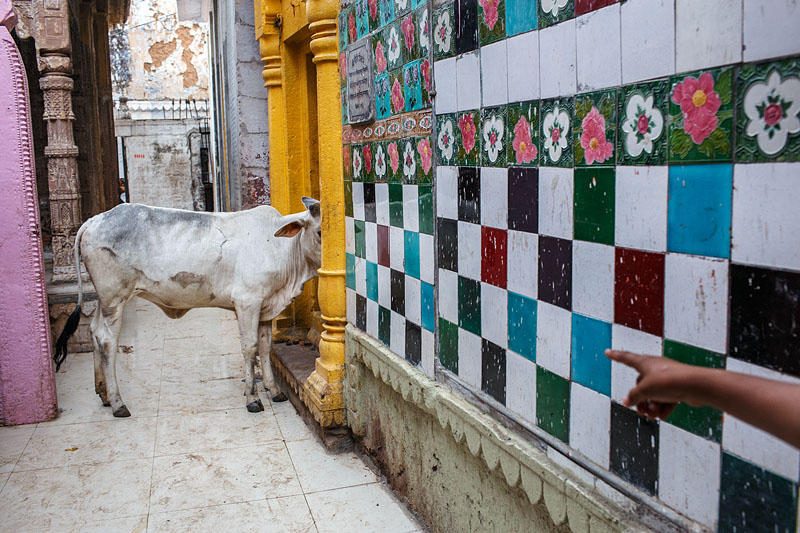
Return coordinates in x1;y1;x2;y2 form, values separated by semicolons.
614;247;665;336
377;224;390;267
575;0;617;16
481;226;507;288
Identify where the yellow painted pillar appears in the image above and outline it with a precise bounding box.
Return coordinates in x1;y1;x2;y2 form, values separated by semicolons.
304;0;345;427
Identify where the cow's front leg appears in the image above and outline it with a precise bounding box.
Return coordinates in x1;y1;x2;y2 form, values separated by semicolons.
258;322;286;402
236;303;263;413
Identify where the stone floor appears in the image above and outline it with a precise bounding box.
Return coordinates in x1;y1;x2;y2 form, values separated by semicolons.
0;299;423;532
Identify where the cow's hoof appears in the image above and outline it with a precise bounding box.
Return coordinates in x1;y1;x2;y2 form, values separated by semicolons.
272;392;288;402
113;405;131;418
246;399;264;413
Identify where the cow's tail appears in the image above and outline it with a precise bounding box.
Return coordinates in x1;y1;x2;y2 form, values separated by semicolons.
53;223;88;371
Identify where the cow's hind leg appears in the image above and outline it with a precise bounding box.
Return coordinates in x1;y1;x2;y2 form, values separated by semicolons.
258;322;286;402
91;301;130;417
237;303;263;413
90;318;109;406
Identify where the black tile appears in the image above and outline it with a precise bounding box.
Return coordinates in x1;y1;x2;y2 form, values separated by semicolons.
719;452;798;533
379;305;391;346
437;217;459;272
356;294;367;331
405;321;422;365
390;269;405;315
538;236;572;311
458;167;481;224
609;402;659;495
455;0;478;54
481;339;506;404
363;182;376;223
508;167;538;233
730;264;800;377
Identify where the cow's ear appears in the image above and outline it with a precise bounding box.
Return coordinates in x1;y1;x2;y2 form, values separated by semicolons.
274;221;304;238
302;197;321;219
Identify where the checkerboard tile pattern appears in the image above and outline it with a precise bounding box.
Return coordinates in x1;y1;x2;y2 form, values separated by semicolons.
429;1;800;530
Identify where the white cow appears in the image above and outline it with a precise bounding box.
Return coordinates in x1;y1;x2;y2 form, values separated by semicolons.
53;198;322;417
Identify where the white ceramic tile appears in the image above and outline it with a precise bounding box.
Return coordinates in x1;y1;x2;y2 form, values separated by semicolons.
480;167;508;229
367;299;379;337
421;328;435;377
352;182;365;220
481;282;508;349
436;166;459;220
722;358;800;481
0;425;34;474
456;52;481;111
365;222;378;263
675;0;743;72
403;185;419;233
375;183;390;226
507;230;539;300
732;163;800;271
615;166;668;252
611;324;663;404
572;241;615;323
743;0;800;62
481;40;509;107
569;383;611;468
576;4;621;92
457;221;482;280
659;424;721;528
505;351;537;426
458;328;483;389
538;167;574;240
306;483;421;533
346;288;356;324
286;439;379;493
405;276;421;325
507;30;540;103
664;253;729;354
620;0;675;83
272;400;316;442
439;268;459;323
390;310;406;357
419;233;435;284
434;57;457;113
536;301;572;379
355;256;367;296
378;265;391;308
539;19;577;99
345;217;355;254
389;226;405;272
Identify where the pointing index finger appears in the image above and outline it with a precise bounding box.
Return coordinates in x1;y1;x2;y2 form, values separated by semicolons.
605;349;643;370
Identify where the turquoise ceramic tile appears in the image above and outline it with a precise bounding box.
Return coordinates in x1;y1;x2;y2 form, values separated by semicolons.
508;292;537;361
404;60;424;112
506;0;536;35
571;313;612;395
367;261;379;300
376;74;392;120
421;281;435;331
405;230;421;279
346;253;356;289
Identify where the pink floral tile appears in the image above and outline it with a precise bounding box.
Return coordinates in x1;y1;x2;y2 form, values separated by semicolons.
574;89;617;166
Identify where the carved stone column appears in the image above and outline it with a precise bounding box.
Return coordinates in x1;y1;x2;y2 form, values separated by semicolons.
303;0;345;427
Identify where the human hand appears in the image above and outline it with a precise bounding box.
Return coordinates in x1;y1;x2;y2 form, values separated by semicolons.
605;349;702;420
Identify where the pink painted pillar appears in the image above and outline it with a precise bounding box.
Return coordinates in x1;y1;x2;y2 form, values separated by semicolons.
0;1;58;425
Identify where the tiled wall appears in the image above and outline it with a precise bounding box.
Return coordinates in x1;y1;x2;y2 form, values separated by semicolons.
343;0;800;529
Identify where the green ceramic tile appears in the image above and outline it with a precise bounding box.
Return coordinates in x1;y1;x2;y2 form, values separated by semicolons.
354;219;366;258
617;79;669;165
343;144;353;181
736;56;800;163
536;366;570;442
351;143;364;181
458;276;481;336
340;52;347;91
479;0;505;45
399;11;420;63
344;180;354;217
343;5;357;49
418;136;434;183
663;339;724;442
668;66;734;163
346;253;356;289
574;167;615;245
719;452;798;533
379;305;391;345
385;23;404;72
480;106;508;167
540;98;574;167
456;109;481;166
385;139;403;182
420;58;432;110
439;318;459;373
373;141;390;182
394;0;411;20
341;88;348;125
506;100;540;167
574;89;617;167
432;4;455;61
362;142;376;183
372;32;389;77
416;5;431;58
389;182;404;226
418;183;433;234
436;113;458;166
538;0;573;29
389;68;405;116
399;137;420;183
367;0;381;33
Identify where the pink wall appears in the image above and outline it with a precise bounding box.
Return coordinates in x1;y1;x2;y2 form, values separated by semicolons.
0;2;58;425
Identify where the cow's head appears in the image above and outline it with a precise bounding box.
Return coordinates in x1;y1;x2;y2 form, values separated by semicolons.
274;197;322;271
